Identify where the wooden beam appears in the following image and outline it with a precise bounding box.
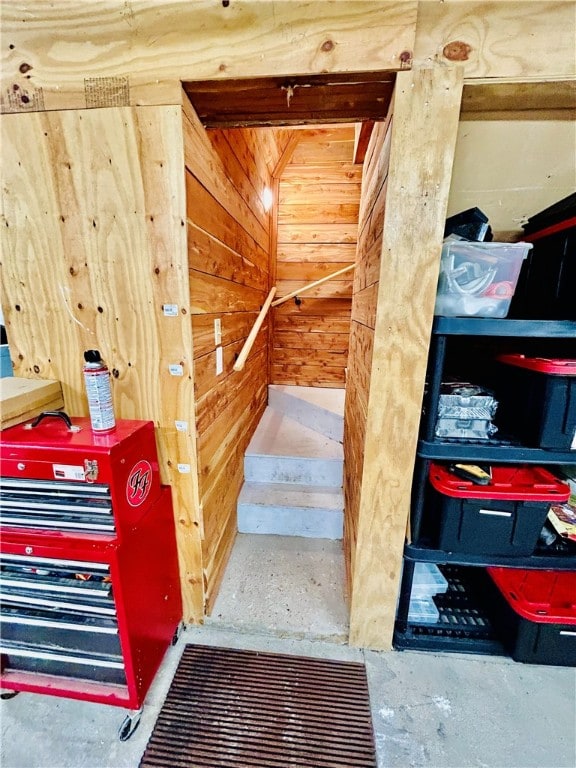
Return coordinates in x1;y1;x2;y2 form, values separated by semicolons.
413;1;576;80
1;1;417;113
348;66;464;651
461;79;576;121
353;121;375;164
273;133;301;179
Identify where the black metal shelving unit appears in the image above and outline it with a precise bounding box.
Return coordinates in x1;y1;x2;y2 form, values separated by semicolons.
393;318;576;654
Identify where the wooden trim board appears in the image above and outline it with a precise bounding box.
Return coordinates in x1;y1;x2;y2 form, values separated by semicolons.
348;66;464;650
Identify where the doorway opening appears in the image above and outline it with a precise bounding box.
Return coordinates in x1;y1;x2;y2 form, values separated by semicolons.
181;72;395;640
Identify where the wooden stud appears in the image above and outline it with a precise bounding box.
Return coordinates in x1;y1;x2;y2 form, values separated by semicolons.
348;67;464;650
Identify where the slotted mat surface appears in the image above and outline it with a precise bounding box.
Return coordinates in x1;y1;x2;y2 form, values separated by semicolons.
139;644;376;767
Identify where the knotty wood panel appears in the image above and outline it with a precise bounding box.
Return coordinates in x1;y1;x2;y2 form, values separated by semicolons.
414;1;576;80
1;2;417;113
272;125;361;387
183;92;271;613
343;112;393;610
277;224;358;244
0;105;204;622
191;312;259;359
348;67;464;650
277;243;358;264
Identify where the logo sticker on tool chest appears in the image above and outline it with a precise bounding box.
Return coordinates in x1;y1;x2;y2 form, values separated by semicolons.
127;460;152;507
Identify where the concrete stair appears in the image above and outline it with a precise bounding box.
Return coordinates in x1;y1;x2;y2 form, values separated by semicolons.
238;386;345;539
268;384;345;442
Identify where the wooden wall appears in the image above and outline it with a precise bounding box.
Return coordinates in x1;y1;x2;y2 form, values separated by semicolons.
0;105;204;622
272;127;361;387
447;119;576;240
348;68;464;650
182;95;281;611
343;114;394;592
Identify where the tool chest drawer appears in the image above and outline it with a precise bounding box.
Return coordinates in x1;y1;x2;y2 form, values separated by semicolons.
0;416;182;710
0;478;114;534
0;552;126;685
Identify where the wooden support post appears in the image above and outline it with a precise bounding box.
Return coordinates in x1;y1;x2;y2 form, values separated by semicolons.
348;67;464;650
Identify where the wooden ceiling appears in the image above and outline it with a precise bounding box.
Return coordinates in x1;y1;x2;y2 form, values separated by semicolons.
183;72;396;128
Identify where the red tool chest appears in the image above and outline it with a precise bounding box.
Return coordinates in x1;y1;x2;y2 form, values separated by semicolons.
0;413;182;713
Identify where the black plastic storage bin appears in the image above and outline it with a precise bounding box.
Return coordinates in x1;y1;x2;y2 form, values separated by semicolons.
496;355;576;450
509;194;576;320
429;463;570;557
487;568;576;666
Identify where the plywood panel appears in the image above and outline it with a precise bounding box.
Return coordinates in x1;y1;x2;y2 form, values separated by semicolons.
414;1;576;80
348;67;464;650
277;243;358;264
1;2;418;112
0;105;204;623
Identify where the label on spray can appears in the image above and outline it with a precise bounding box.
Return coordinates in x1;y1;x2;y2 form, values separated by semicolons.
83;350;116;432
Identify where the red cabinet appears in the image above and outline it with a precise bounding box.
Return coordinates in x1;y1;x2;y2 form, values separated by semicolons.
0;416;182;709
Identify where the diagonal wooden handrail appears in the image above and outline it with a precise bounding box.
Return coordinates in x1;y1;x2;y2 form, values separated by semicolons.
233;262;355;373
270;263;355;308
233;287;277;372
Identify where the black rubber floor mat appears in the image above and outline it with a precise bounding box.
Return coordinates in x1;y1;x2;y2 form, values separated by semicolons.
139;644;377;767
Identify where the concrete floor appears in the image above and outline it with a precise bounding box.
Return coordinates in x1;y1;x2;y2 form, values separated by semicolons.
2;534;575;768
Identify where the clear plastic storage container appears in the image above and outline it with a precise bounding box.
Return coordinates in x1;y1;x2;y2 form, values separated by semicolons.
434;240;532;318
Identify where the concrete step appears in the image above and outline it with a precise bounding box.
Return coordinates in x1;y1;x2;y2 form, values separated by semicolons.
268;384;345;442
237;482;344;539
244;407;343;487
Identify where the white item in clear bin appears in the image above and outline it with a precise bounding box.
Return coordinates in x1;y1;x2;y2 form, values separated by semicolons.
408;596;440;624
434;240;532;318
411;563;448;598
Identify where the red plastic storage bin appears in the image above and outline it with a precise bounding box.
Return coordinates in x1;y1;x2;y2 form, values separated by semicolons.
496;355;576;451
429;463;570;557
487;568;576;666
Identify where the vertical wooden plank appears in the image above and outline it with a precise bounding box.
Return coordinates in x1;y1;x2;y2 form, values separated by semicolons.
0;106;204;623
349;67;464;650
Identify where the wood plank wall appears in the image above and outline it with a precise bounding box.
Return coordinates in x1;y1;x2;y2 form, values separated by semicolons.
182;94;283;611
349;68;464;649
0;105;204;622
272;127;362;387
343;113;394;591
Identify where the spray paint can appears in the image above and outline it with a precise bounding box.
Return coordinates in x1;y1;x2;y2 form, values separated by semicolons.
83;350;116;433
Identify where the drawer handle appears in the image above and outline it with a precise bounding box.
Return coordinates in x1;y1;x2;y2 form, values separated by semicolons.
559;631;576;637
479;509;512;517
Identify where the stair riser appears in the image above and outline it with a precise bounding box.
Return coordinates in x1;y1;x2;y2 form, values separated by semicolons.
268;389;344;442
244;456;343;487
238;504;343;539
